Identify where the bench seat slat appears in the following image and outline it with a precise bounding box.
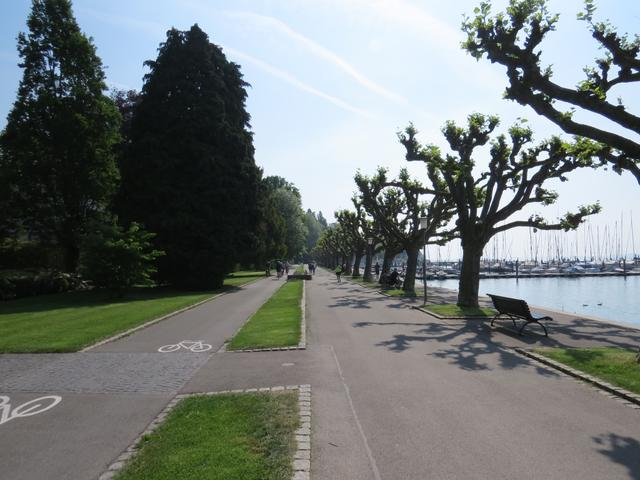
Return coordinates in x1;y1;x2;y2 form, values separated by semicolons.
487;293;553;336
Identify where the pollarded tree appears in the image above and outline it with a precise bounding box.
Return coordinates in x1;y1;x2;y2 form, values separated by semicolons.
0;0;121;271
400;114;601;307
119;25;261;289
462;0;640;183
335;206;367;277
355;167;454;293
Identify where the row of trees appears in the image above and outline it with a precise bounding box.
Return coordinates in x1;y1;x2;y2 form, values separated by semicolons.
0;0;321;294
315;0;637;308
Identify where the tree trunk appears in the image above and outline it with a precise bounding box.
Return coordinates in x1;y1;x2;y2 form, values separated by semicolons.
457;244;484;307
363;244;373;282
380;248;395;283
343;253;353;275
402;245;419;293
352;250;363;277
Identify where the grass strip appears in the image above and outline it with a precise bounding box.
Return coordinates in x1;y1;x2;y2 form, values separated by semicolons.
0;271;264;353
424;303;496;317
533;347;640;396
115;392;299;480
228;280;302;350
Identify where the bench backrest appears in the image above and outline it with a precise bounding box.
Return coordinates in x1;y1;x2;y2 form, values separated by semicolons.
487;294;532;319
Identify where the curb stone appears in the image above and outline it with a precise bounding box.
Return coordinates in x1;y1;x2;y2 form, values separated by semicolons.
82;276;265;352
97;384;313;480
512;347;640;410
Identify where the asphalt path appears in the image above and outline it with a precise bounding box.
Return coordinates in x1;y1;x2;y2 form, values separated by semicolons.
91;276;284;353
0;276;283;480
305;269;640;479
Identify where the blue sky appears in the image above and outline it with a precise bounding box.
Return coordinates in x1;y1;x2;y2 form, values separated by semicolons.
1;0;640;260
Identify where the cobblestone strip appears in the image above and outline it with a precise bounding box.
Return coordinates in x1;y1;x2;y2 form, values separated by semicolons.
512;347;640;410
224;279;306;353
97;384;312;480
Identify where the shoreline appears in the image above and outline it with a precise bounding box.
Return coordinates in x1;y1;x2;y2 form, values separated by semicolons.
430;284;640;333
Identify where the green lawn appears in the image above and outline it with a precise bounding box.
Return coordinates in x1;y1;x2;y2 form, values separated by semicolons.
424;303;496;317
228;280;302;350
533;347;640;395
115;392;299;480
0;270;264;353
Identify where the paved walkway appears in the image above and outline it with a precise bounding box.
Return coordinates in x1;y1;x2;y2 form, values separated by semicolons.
1;269;639;479
0;277;284;480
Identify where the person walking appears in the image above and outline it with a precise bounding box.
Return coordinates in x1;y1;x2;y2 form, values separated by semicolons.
335;264;343;283
374;261;380;278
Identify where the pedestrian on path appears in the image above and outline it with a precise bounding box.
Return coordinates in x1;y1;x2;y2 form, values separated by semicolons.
335;264;343;283
374;261;380;278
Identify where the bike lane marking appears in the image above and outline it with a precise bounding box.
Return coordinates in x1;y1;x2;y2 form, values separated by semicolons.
158;340;213;353
0;393;171;480
0;395;62;426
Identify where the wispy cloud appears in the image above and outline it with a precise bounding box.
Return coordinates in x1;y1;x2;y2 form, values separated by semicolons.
224;46;375;119
226;11;406;105
77;7;166;39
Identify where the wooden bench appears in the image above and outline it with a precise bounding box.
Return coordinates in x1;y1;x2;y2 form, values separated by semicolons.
487;294;553;336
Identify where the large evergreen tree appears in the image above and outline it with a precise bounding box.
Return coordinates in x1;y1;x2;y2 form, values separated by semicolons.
0;0;121;271
119;25;261;289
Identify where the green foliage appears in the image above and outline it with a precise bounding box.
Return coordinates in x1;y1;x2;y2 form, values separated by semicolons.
118;25;261;289
303;209;327;258
271;187;308;260
0;240;50;269
462;0;640;184
401;114;600;306
81;222;164;296
0;269;81;301
0;0;121;272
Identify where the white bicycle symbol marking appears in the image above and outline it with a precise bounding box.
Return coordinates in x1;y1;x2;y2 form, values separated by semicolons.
158;340;212;353
0;395;62;426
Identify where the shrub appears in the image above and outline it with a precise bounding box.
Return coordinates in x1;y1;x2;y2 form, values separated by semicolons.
80;222;164;296
0;270;83;300
0;240;50;269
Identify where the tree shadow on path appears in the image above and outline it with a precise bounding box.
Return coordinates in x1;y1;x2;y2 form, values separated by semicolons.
592;433;640;480
354;319;558;376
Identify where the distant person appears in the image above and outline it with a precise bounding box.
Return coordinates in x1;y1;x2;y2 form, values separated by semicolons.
285;262;290;274
265;260;271;277
276;260;283;279
335;265;343;283
308;262;314;275
374;261;380;277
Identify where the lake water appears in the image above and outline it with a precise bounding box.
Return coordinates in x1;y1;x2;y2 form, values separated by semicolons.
431;275;640;327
